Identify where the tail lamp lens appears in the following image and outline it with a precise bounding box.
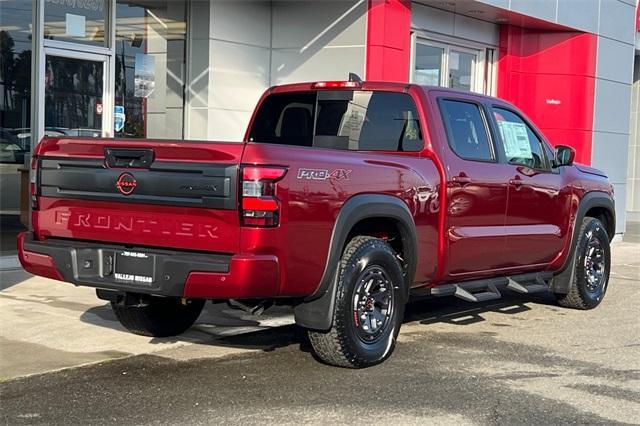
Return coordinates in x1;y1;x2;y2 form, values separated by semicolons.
30;156;38;210
241;166;287;227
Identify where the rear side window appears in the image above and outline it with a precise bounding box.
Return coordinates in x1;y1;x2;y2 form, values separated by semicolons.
439;100;493;162
248;92;316;147
248;91;423;152
493;107;548;170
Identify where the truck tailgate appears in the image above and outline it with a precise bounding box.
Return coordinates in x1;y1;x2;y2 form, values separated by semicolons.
33;138;244;254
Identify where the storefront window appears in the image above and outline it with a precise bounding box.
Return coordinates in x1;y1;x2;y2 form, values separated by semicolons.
414;44;443;86
44;0;108;46
115;0;186;139
0;0;32;254
413;39;486;94
449;50;474;91
44;56;104;137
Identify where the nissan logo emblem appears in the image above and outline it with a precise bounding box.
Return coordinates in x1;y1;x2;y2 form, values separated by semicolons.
116;172;137;195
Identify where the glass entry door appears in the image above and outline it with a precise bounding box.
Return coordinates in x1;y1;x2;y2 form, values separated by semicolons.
412;39;486;94
42;50;109;138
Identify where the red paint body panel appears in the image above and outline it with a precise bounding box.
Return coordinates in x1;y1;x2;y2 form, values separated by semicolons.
184;255;279;299
35;197;241;254
33;138;244;255
240;142;441;296
497;25;597;165
21;81;614;303
17;232;64;282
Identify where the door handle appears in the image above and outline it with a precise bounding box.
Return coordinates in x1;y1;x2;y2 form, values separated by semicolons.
105;148;154;168
509;175;523;188
452;174;472;186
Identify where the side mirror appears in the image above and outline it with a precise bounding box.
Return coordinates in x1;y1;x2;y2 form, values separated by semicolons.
553;145;575;167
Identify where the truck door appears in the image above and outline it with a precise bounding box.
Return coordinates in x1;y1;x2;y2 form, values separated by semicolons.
436;97;513;276
490;107;568;267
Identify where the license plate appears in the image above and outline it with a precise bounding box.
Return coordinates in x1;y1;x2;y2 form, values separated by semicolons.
114;251;155;285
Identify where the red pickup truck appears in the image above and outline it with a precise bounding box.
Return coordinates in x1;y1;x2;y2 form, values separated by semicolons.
18;81;615;368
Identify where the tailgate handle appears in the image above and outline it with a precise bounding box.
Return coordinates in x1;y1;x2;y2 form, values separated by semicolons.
105;148;154;168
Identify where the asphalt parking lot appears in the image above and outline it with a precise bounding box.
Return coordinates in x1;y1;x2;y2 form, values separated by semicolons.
1;242;639;425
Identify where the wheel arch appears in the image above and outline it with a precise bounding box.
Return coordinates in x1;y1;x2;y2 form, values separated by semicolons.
294;194;418;331
550;191;615;294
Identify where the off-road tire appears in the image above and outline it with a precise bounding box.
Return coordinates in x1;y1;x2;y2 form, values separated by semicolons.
555;217;611;310
308;236;406;368
111;296;205;337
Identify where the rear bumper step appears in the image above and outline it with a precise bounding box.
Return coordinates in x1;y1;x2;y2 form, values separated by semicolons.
17;232;280;299
19;232;230;297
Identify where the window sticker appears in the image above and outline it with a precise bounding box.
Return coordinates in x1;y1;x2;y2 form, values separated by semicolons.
497;121;532;159
65;13;86;37
114;106;126;132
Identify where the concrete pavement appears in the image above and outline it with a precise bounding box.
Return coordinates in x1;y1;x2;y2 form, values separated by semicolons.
1;242;639;424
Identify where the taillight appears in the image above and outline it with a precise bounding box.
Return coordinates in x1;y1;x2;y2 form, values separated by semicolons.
240;166;287;227
30;156;38;210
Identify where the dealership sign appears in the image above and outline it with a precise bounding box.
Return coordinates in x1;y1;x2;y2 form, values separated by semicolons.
45;0;105;12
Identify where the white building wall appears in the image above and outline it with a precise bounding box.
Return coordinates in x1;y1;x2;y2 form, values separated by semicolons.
628;56;640;227
271;0;366;84
592;0;636;235
411;2;499;46
186;0;367;142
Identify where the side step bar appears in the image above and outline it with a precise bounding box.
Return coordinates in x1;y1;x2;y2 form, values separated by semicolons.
454;283;501;303
506;276;548;294
415;272;553;303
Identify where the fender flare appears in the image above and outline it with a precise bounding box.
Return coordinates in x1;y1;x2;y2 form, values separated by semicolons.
550;191;615;294
294;194;418;331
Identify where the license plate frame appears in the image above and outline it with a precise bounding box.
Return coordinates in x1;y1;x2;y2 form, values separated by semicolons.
114;250;155;286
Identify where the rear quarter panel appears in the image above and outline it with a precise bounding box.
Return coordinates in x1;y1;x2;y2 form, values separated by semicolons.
241;143;441;297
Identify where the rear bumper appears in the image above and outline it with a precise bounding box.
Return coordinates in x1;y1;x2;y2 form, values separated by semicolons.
17;232;280;299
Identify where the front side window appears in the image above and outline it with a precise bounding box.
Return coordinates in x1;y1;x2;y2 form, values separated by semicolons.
249;91;423;152
439;100;493;161
493;108;547;170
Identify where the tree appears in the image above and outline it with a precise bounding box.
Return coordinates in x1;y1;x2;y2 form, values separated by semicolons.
0;30;16;111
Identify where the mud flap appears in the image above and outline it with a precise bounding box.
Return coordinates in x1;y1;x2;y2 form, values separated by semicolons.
293;265;340;331
550;247;576;295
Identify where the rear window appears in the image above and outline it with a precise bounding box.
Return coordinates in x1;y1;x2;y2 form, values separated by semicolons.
248;91;423;151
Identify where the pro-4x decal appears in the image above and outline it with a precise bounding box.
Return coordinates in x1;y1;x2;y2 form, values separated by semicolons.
297;168;352;180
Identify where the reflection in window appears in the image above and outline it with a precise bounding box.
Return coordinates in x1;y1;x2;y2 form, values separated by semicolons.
44;0;108;46
0;0;32;156
0;0;32;240
415;44;443;86
44;56;103;136
249;91;423;152
449;51;474;91
440;100;493;161
115;0;187;139
317;92;423;151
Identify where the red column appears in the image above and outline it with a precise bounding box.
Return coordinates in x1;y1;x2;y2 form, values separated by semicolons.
365;0;412;82
497;25;597;165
